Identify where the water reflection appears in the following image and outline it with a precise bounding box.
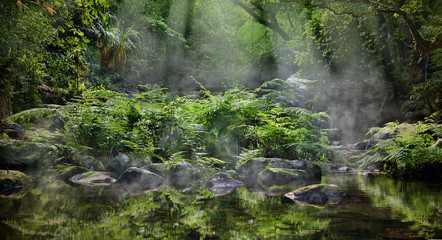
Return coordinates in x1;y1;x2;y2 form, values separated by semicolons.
0;174;440;239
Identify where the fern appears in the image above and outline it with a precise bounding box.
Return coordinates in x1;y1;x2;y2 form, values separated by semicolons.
6;105;63;123
361;121;442;178
358;152;384;169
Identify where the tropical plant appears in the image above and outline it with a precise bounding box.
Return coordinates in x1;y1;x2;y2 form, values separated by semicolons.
94;13;141;73
359;122;442;178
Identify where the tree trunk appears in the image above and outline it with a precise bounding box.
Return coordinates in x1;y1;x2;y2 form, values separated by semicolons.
0;92;11;120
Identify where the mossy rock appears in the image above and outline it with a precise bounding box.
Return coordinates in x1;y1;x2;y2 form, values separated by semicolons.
0;139;53;168
143;163;168;177
56;165;90;181
167;162;199;188
284;184;344;205
207;172;244;189
118;167;165;190
69;171;117;186
238;158;321;181
258;168;308;186
0;170;32;198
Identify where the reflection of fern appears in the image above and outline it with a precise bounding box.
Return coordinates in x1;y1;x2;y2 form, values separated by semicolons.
6;105;63;123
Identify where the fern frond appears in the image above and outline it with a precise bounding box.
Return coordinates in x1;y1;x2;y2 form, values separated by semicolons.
6;105;63;123
366;127;382;136
358;153;384;169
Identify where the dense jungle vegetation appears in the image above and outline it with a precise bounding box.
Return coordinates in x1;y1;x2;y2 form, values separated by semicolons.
1;0;441;178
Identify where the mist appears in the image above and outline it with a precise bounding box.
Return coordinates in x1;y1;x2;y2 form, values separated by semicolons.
111;0;410;143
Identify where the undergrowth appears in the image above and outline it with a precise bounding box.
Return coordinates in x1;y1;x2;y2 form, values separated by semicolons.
5;80;335;168
359;121;442;178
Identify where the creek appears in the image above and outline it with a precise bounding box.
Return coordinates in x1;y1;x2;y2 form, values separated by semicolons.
0;173;441;239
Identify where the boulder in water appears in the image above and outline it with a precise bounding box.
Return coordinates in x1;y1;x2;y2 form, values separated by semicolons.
167;162;200;188
0;140;53;168
258;168;309;186
237;157;321;185
0;170;32;198
207;172;243;195
69;171;117;186
118;167;165;190
57;165;89;181
284;184;344;205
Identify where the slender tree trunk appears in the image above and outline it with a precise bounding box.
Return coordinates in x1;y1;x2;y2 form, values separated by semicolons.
0;92;11;120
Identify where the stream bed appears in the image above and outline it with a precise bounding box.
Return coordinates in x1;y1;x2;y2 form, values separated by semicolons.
1;173;441;239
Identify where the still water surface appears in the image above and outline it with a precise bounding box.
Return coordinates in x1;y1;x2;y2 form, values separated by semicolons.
1;173;441;239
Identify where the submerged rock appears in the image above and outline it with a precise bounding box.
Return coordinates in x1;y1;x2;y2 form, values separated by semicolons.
207;172;243;195
0;140;53;168
0;170;32;198
284;184;344;205
69;171;117;186
118;167;165;190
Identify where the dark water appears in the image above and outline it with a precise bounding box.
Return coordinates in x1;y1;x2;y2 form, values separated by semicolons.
1;173;441;239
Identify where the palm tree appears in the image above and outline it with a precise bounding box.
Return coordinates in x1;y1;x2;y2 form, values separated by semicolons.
94;13;140;74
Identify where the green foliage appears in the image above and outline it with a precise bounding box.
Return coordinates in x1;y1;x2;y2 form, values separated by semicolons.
177;82;332;161
60;90;156;157
360;122;442;178
6;80;333;165
6;105;62;123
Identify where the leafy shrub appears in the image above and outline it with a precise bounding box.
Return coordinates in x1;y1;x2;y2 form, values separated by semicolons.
6;80;335;167
360;122;442;178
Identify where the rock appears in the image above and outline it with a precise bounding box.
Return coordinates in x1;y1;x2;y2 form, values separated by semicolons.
0;122;26;139
327;129;343;142
207;172;244;188
238;158;321;187
238;158;321;180
258;168;311;186
69;171;117;186
0;140;53;168
167;162;199;188
57;165;89;181
359;171;384;176
107;153;132;175
143;163;168;177
354;140;371;150
237;158;268;180
371;132;397;140
0;170;32;198
284;184;344;205
118;167;165;190
337;166;357;173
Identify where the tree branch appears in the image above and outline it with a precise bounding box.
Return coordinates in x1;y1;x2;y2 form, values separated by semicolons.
232;0;291;41
316;4;361;18
377;7;441;58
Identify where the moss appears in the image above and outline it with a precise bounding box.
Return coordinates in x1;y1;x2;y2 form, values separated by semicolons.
56;165;89;181
0;170;33;198
258;168;308;186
